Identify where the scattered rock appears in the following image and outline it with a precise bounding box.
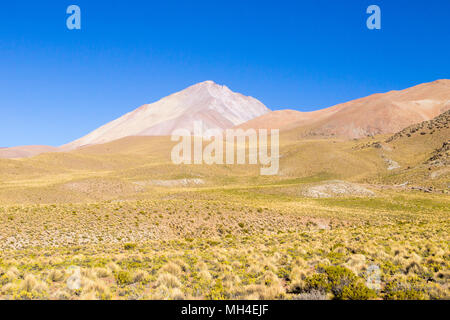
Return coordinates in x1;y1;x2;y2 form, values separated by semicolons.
426;141;450;167
386;110;450;142
411;186;433;193
385;158;401;170
302;180;375;198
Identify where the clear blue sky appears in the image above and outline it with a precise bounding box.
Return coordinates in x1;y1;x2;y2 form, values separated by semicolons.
1;0;449;147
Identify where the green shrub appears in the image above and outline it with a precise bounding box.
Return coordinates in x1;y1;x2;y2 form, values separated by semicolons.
384;279;427;300
304;273;330;292
13;291;34;300
303;265;376;300
206;279;226;300
277;267;291;281
340;282;377;300
0;274;11;285
115;271;133;286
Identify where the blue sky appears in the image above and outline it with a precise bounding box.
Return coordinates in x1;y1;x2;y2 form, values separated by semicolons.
0;0;449;147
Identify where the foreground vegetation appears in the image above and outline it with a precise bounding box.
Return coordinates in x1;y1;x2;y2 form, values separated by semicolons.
0;188;448;300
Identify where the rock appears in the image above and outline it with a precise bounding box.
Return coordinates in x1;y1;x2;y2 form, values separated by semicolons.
302;180;375;198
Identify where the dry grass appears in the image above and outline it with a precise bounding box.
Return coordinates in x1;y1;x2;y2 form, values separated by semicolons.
0;187;448;300
0;133;448;300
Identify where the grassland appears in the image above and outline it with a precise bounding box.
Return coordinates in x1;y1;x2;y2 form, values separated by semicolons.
0;185;448;300
0;131;448;300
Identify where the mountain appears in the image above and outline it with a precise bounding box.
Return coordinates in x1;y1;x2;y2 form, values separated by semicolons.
0;145;58;159
5;80;449;157
62;81;269;150
237;109;312;130
238;79;450;139
236;109;331;131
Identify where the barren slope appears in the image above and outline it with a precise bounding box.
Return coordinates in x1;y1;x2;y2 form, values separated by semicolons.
238;80;450;139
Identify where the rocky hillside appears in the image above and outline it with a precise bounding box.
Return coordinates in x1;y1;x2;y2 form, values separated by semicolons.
386;109;450;142
426;141;450;167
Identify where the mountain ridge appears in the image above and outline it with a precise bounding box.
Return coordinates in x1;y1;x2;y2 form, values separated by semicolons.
238;79;450;139
2;79;449;159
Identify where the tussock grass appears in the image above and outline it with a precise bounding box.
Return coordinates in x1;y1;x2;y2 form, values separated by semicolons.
0;135;448;300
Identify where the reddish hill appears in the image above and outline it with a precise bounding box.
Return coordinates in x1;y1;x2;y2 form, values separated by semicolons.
237;80;450;139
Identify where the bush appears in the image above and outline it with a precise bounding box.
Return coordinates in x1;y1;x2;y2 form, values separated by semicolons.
384;278;427;300
206;279;226;300
304;273;330;293
115;271;133;286
0;274;11;286
340;282;377;300
303;265;376;300
13;291;34;300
